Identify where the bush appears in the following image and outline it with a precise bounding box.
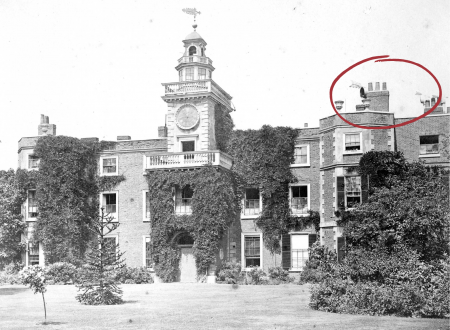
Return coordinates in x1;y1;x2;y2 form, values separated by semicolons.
45;262;77;284
244;267;267;285
299;242;337;284
268;266;293;283
217;261;242;284
4;262;24;274
113;267;154;284
0;271;21;285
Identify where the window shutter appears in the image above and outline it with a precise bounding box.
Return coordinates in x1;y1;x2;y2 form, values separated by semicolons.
336;176;345;210
281;234;291;270
361;175;369;203
337;237;345;263
308;234;317;247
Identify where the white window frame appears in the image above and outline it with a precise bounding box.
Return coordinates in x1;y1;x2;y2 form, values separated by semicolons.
143;190;150;222
241;232;263;271
26;189;38;221
289;184;310;217
289;232;310;271
174;185;193;215
142;235;154;270
343;132;363;155
100;191;118;222
100;156;118;176
241;187;262;219
291;144;310;167
27;154;40;170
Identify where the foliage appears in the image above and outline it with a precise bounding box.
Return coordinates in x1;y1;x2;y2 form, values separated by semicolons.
339;161;449;262
214;104;234;152
268;266;293;283
216;261;242;284
0;170;27;267
243;267;268;285
227;126;299;253
357;151;408;190
45;262;77;284
146;166;239;282
0;271;21;285
19;265;48;320
299;242;337;284
75;209;125;305
113;266;154;284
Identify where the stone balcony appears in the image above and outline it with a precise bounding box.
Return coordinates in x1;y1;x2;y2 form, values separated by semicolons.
144;150;233;170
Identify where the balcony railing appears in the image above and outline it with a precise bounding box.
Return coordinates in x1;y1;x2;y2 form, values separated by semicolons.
291;249;308;270
144;151;233;170
175;198;192;214
291;197;308;215
178;55;213;65
164;81;210;95
242;199;260;216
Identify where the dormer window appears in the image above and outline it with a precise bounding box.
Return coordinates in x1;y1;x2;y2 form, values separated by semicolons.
188;46;197;56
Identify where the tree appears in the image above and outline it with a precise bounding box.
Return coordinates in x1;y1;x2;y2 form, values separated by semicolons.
76;208;125;305
0;170;27;268
19;265;48;322
340;160;449;262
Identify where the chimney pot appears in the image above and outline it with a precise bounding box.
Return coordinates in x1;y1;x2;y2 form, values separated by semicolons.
375;82;380;91
304;123;308;128
40;114;45;124
368;83;373;91
382;82;387;90
334;100;344;111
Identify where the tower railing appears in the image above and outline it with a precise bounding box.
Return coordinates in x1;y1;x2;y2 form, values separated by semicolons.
178;55;213;65
164;81;210;95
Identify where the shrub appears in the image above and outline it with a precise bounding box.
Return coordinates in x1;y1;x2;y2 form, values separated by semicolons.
4;262;24;274
299;242;337;284
268;266;293;283
244;267;267;285
45;262;77;284
217;261;242;284
113;267;154;284
0;271;21;285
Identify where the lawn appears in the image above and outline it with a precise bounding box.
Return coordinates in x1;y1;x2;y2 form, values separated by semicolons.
0;283;447;330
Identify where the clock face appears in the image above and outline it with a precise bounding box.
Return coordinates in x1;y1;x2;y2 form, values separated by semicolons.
176;105;200;130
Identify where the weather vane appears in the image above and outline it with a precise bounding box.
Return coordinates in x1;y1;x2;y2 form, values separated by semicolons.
182;8;201;30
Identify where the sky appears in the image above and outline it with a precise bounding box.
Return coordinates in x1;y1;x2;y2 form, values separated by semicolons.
0;0;448;170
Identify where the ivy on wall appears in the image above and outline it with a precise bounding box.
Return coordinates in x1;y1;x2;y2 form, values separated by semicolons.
29;136;125;265
214;104;234;152
145;166;240;282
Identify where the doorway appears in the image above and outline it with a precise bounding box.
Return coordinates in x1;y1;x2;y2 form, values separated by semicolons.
176;233;196;282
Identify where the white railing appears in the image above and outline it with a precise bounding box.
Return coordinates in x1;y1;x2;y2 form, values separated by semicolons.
145;151;233;170
164;81;210;95
178;55;213;65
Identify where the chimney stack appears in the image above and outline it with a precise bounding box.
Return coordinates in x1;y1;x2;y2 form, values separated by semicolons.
38;114;57;136
365;82;389;112
158;126;168;138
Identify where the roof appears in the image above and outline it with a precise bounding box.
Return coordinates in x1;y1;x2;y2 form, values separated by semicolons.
184;30;204;41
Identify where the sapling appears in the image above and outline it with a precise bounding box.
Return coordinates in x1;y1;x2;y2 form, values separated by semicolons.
19;265;48;321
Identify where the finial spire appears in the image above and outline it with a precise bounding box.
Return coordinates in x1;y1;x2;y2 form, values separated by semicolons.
182;8;201;30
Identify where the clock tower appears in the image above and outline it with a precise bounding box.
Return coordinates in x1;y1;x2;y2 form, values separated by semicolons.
161;25;233;153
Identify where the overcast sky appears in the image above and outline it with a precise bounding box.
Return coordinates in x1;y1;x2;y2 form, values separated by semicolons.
0;0;448;170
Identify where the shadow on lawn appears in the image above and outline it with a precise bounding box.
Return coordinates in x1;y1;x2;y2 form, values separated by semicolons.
124;300;138;304
37;322;67;326
0;287;28;295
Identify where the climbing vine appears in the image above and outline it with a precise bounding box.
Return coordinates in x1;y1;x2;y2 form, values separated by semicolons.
146;166;240;282
30;135;125;265
214;104;234;152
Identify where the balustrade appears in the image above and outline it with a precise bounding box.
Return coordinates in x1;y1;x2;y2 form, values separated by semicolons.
145;151;232;170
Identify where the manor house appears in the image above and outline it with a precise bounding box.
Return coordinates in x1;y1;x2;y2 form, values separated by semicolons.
17;26;450;282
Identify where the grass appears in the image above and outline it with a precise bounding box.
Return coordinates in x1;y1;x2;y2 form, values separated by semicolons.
0;283;447;330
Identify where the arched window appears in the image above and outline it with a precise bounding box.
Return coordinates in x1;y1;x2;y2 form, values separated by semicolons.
188;46;197;56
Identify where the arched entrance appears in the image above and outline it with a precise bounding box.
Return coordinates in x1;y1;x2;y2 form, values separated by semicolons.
173;232;196;283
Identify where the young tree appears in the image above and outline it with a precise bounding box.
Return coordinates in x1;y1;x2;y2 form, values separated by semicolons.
0;170;27;268
76;208;125;305
19;265;48;322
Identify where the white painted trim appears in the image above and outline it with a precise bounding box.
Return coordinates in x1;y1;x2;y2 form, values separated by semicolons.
289;232;310;271
100;191;119;222
99;156;119;176
143;190;150;222
289;183;310;217
25;190;37;222
292;144;310;167
241;232;263;271
142;235;154;270
419;154;441;158
241;187;263;219
342;132;363;155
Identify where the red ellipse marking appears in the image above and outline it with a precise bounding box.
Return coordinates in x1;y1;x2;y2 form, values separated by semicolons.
329;55;442;130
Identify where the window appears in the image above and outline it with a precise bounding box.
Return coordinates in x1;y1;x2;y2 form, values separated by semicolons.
143;191;150;221
179;69;183;82
28;242;39;265
291;234;309;270
101;192;118;220
293;145;309;166
344;133;361;152
175;185;193;214
27;190;38;219
188;46;196;56
420;135;439;155
28;155;39;169
336;176;361;209
242;234;262;269
242;188;261;216
198;68;206;80
143;236;153;269
181;141;195;152
185;68;194;81
103;236;117;262
291;185;308;215
101;157;118;176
